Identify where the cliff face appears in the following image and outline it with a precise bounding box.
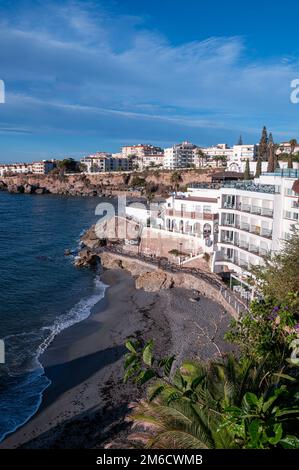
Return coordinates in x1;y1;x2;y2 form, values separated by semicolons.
0;169;215;197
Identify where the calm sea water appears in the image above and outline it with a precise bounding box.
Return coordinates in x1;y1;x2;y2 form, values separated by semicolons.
0;192;107;442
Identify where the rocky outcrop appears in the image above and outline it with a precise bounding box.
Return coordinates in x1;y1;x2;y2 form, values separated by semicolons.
0;168;217;198
80;225;106;251
74;249;98;268
135;270;174;292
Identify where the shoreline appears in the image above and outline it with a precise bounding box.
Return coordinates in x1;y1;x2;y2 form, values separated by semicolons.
1;267;235;449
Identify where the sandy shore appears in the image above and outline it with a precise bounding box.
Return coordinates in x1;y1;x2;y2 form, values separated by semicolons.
1;268;234;449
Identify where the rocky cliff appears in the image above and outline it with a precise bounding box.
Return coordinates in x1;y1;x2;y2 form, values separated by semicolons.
0;169;216;197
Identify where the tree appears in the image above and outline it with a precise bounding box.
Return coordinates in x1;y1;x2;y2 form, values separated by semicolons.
244;159;250;180
170;171;183;191
267;137;275;173
288;139;297;169
255;157;262;177
57;158;79;173
237;135;243;145
122;340;299;449
252;228;299;307
194;148;206;167
259;126;268;161
226;228;299;363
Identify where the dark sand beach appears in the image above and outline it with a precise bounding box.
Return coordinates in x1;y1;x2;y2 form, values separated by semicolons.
1;268;234;449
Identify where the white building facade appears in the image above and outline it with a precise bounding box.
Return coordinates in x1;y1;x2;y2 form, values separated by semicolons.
80;153;133;173
163;142;198;169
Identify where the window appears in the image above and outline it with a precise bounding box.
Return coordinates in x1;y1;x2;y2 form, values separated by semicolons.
203;205;211;213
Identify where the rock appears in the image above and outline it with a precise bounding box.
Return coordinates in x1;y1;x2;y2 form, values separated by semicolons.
99;252;124;270
81;225;106;250
135;270;174;292
74;249;98;268
23;183;36;194
8;184;24;193
0;181;7;191
64;249;72;256
35;187;46;194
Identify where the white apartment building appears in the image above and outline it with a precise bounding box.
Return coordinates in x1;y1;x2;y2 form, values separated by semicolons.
0;160;56;176
30;160;56;174
214;170;298;295
163;141;198;169
121;144;163;158
0;162;31;176
140;153;164;169
126;169;299;299
202;143;234;159
80;153;133;173
161;191;220;253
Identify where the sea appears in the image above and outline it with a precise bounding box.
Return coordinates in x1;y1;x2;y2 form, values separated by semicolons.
0;191;108;442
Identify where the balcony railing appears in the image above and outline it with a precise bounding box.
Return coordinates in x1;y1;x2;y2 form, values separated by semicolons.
165;209;218;220
220;222;273;239
219;239;270;258
221;205;273;218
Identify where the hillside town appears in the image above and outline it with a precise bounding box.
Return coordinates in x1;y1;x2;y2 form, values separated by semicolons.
1;127;299;177
1;127;299;306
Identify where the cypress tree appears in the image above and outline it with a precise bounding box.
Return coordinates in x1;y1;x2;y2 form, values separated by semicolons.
259;126;268;160
273;145;279;170
244;158;250;180
267;133;275;172
237;134;243;145
255;157;262;177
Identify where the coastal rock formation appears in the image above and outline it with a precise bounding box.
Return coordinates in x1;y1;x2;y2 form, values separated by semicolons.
135;270;174;292
0;169;217;198
99;251;156;276
74;249;98;268
80;225;106;251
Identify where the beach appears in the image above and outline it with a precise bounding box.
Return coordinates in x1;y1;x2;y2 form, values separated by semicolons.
1;268;234;449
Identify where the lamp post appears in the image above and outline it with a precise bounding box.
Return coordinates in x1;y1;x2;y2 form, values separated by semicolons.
179;242;183;266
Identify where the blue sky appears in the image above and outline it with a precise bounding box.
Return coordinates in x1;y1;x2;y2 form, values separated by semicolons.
1;0;299;162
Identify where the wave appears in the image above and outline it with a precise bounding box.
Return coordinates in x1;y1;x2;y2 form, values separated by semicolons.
0;276;108;442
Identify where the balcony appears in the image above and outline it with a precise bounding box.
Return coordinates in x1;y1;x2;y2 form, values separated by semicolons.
260;228;272;238
165;209;218;220
220;238;270;258
251;206;262;215
237;241;249;250
221;204;273;218
221;221;273;239
261;208;274;217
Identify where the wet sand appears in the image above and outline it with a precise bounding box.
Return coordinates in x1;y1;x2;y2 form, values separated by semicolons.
1;268;234;449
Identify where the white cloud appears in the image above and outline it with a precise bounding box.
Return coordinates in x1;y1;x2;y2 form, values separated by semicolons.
0;0;299;160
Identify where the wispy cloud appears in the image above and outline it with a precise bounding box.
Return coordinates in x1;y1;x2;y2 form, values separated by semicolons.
0;0;299;161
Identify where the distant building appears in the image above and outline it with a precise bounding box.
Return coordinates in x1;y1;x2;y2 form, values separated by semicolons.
121;144;163;158
163;141;198;169
121;144;164;170
80;152;133;173
126;168;299;300
30;160;57;174
0;162;30;176
0;160;56;176
276;142;299;155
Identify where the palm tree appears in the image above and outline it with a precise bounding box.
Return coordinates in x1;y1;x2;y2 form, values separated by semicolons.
288;139;297;169
170;171;183;192
126;356;271;449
